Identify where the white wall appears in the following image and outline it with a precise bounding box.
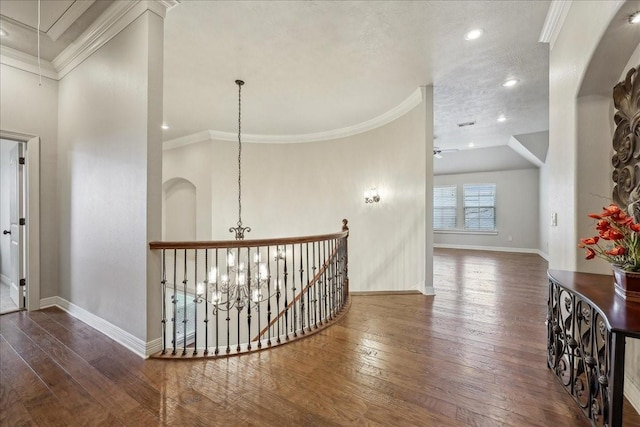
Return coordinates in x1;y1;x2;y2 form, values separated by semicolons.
0;64;59;299
164;87;433;294
0;139;18;285
433;169;539;251
57;11;163;341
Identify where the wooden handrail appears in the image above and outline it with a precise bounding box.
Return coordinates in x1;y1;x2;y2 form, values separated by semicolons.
150;219;350;359
149;219;349;250
252;241;343;342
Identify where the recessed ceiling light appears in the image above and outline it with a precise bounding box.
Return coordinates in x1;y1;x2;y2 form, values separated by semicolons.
497;115;507;122
161;124;169;130
630;12;640;24
502;79;519;87
468;142;475;148
0;29;7;37
464;28;484;41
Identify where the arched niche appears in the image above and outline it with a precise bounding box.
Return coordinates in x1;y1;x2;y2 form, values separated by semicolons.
575;0;640;412
163;177;196;241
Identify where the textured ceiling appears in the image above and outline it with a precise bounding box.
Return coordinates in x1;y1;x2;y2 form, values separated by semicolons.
163;0;551;151
0;0;552;157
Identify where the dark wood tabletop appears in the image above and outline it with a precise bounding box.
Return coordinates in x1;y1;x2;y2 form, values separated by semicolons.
548;269;640;338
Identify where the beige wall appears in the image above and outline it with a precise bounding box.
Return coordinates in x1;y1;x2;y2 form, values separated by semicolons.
57;11;163;341
547;0;623;271
549;0;640;411
0;64;59;299
164;87;434;294
434;169;540;251
163;140;212;240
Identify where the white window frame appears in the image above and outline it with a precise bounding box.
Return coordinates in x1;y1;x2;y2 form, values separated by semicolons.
433;185;457;230
463;183;496;232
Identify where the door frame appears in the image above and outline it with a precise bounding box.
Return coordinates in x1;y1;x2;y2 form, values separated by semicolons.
1;130;40;311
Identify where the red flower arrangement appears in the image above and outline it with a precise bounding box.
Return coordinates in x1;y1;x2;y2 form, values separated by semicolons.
579;204;640;271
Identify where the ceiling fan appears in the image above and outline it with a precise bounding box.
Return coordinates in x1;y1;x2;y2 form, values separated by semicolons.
433;147;459;159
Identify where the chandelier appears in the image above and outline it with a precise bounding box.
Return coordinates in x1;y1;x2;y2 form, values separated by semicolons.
194;80;281;313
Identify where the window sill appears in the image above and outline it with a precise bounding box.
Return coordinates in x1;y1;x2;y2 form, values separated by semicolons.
434;229;498;236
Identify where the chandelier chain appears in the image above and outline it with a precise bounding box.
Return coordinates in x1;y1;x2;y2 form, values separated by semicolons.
229;79;250;240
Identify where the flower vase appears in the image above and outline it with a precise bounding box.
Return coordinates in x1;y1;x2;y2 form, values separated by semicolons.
611;264;640;302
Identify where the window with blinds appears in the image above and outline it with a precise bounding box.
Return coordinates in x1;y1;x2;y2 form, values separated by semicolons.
463;184;496;231
433;185;457;229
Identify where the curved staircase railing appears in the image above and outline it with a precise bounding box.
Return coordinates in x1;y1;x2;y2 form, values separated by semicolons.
148;220;349;358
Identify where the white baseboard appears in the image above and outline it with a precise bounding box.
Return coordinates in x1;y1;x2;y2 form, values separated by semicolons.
625;374;640;415
39;296;156;358
434;243;547;259
0;273;10;287
351;290;422;296
146;337;163;356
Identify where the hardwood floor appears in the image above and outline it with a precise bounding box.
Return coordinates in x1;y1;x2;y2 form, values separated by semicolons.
1;249;640;426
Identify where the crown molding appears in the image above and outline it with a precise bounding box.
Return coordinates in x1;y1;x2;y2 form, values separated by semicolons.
158;0;181;10
53;0;176;79
47;0;96;42
539;0;573;49
164;130;214;151
1;1;177;80
164;87;424;148
0;45;58;80
53;1;140;78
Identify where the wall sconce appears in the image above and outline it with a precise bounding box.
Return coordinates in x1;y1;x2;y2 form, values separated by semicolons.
364;188;380;204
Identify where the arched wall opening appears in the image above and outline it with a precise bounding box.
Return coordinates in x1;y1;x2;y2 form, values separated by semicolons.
574;0;640;412
163;177;197;241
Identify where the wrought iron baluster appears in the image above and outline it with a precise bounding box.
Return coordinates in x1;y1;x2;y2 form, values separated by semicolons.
247;246;252;351
336;240;344;311
312;241;317;328
284;244;289;340
292;243;297;337
267;246;272;346
226;248;231;354
172;249;177;355
276;244;281;344
323;240;328;323
182;249;188;356
317;240;323;326
214;249;220;355
256;246;262;349
204;249;209;355
193;249;198;356
161;249;167;354
299;242;305;335
306;242;311;333
329;239;335;319
236;246;242;353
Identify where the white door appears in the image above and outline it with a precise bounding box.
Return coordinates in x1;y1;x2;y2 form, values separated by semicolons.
9;143;24;309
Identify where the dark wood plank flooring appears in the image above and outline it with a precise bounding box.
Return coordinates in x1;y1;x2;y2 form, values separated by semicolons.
1;249;640;426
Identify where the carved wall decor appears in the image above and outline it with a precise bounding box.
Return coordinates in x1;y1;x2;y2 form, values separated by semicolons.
612;65;640;218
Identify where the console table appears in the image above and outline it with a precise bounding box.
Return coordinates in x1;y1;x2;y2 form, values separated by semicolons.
547;270;640;427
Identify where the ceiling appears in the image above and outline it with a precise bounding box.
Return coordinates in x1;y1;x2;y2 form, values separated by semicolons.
0;0;112;61
162;0;550;154
1;0;553;171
